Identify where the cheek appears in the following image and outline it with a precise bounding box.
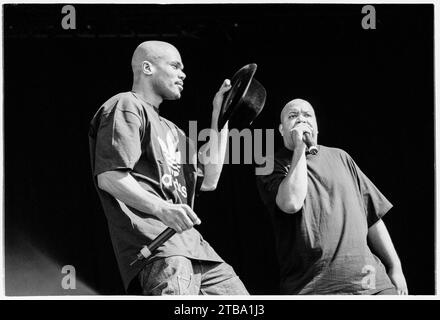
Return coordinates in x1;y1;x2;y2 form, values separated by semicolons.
284;120;294;129
157;75;173;90
165;73;178;88
281;125;291;138
307;118;317;129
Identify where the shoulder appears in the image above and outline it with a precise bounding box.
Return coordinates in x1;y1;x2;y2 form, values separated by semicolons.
319;145;352;159
255;147;290;180
97;92;141;115
273;147;291;167
317;146;359;173
91;92;147;132
115;92;144;115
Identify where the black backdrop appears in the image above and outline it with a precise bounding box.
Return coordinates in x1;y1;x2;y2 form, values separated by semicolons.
4;4;435;295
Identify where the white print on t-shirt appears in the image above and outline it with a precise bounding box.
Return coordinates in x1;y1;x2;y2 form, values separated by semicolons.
361;265;376;289
158;136;187;199
158;135;181;177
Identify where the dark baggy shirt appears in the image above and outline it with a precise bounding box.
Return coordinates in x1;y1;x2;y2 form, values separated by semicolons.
256;145;395;294
88;92;223;291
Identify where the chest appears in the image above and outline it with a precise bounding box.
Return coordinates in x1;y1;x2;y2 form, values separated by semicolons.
302;153;367;235
307;155;358;199
143;114;185;164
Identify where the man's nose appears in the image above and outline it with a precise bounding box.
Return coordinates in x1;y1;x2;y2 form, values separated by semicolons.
296;115;306;123
179;71;186;81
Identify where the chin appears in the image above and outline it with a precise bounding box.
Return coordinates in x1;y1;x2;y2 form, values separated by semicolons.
165;92;181;100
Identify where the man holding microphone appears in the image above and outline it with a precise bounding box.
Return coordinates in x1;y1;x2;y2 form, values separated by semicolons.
256;98;408;295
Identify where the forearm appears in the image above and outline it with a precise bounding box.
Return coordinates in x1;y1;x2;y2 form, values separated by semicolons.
367;219;403;271
200;113;229;191
276;148;308;213
97;170;166;218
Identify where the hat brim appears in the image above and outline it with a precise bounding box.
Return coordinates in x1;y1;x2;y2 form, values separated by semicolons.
218;63;262;130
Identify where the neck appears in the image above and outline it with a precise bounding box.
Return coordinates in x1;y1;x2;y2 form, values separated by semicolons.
132;80;162;108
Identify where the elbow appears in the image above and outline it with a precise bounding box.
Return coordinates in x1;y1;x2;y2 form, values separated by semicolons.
200;182;217;192
276;196;303;214
97;172;113;193
200;174;219;192
97;173;107;191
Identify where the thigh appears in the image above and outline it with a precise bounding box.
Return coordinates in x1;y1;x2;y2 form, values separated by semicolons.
138;256;199;295
199;261;249;295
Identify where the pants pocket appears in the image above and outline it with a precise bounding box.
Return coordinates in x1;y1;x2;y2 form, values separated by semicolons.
139;256;195;295
177;273;194;295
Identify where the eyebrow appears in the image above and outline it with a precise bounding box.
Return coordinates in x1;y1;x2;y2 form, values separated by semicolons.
285;109;313;118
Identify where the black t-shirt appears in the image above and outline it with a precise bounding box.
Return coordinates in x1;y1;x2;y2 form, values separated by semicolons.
88;92;223;291
256;145;395;294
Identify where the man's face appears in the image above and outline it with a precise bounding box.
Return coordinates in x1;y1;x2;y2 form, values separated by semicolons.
279;100;318;150
151;47;186;100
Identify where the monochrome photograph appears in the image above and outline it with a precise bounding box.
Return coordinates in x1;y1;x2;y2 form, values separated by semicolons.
2;3;435;298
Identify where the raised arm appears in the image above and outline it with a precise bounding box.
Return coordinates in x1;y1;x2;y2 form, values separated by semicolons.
199;79;231;191
275;123;311;214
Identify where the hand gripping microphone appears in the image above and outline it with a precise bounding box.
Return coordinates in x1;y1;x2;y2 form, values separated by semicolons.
303;132;318;155
129;227;175;266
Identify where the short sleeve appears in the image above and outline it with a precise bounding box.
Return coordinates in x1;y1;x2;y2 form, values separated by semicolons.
93;101;143;176
255;156;288;214
176;128;205;199
195;156;205;196
192;138;205;196
348;155;393;227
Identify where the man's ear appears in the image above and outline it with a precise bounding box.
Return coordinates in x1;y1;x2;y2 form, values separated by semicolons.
279;124;284;136
142;61;153;75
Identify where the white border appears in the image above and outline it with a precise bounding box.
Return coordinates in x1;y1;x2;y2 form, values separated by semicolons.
0;0;438;301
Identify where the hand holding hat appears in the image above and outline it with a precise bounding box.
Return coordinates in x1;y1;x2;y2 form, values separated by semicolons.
212;79;232;120
217;63;267;130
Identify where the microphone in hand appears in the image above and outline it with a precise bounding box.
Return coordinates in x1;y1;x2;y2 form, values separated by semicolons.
303;132;318;155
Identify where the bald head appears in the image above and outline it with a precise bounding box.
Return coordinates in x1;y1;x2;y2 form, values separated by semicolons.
131;40;180;75
131;40;185;104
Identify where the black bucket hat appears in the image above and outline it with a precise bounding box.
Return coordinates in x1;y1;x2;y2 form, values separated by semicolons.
218;63;267;130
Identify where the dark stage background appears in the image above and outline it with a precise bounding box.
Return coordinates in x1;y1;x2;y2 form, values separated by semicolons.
4;4;435;295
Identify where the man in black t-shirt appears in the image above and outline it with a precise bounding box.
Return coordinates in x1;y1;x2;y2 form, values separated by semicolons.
89;41;248;295
256;98;408;295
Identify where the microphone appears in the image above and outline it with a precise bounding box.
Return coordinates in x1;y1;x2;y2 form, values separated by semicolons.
129;227;176;266
303;132;318;155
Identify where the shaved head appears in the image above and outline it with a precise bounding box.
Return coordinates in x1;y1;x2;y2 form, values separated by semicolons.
130;40;185;104
131;40;180;76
